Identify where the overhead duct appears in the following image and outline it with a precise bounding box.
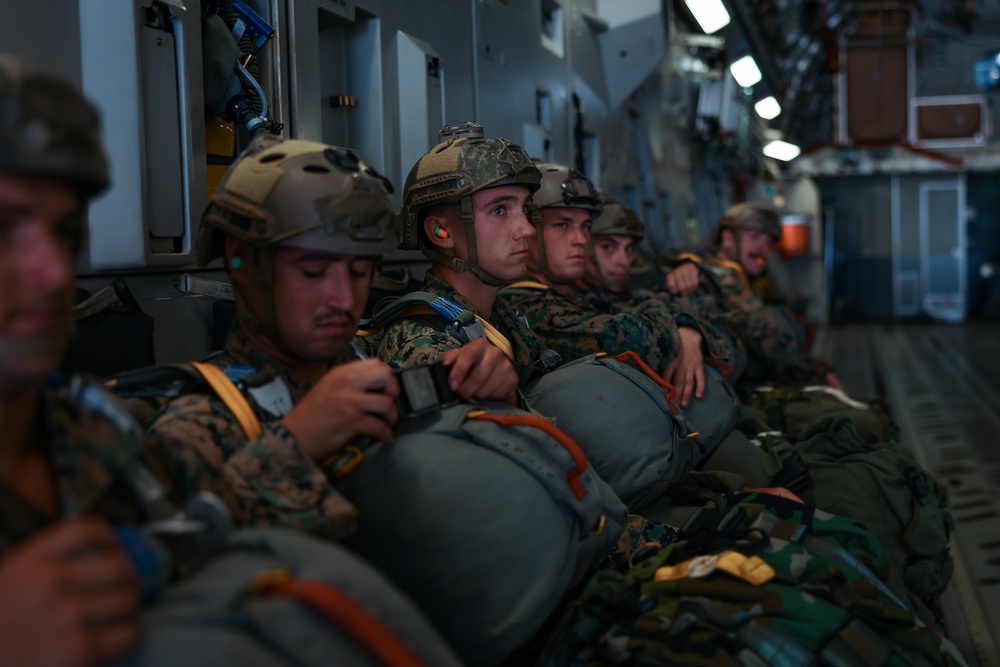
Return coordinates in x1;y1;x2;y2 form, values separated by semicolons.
577;0;666;110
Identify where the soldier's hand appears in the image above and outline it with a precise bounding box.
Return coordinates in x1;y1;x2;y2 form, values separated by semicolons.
661;327;705;408
664;263;701;296
282;358;400;461
0;518;141;667
824;371;847;392
439;338;519;405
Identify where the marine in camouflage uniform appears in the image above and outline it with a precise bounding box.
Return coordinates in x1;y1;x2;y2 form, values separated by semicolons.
372;122;552;379
145;136;400;542
0;57;255;665
374;270;548;373
661;202;837;386
499;165;717;377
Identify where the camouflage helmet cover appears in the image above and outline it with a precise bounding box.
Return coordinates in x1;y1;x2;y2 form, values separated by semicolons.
591;196;645;239
0;56;109;196
532;163;601;214
198;135;397;264
398;134;541;249
711;202;780;245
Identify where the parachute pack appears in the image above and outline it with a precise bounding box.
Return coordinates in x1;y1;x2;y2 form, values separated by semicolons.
337;400;626;666
127;528;464;667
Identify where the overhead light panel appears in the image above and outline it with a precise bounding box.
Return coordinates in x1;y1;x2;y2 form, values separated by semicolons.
754;96;781;120
763;140;801;161
684;0;731;34
729;55;762;88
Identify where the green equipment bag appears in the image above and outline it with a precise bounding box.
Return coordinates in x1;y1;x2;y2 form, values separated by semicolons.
127;528;464;667
537;491;969;667
742;384;896;444
523;352;702;511
781;417;955;631
336;400;627;667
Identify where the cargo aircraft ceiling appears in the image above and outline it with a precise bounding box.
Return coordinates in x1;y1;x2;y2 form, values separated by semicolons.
693;0;1000;152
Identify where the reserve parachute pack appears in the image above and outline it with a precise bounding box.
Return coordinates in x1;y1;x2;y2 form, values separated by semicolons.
523;352;735;511
337;400;626;666
113;355;627;667
358;291;716;512
537;490;968;667
125;528;464;667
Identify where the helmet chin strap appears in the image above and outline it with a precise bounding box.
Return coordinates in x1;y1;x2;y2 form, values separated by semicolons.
527;207;574;286
233;246;301;360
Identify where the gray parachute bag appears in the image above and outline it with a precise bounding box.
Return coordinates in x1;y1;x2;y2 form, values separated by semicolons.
126;528;464;667
523;352;700;511
336;400;626;667
677;362;742;455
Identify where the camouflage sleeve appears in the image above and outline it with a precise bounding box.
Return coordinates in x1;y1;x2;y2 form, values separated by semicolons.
614;289;731;364
374;318;462;367
145;394;357;541
520;292;683;372
721;298;831;384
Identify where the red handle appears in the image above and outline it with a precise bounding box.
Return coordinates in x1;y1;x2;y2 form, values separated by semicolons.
607;351;679;415
469;411;590;499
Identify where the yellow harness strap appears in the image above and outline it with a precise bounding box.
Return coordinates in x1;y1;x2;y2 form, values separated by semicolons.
475;316;515;361
500;280;550;292
189;361;263;440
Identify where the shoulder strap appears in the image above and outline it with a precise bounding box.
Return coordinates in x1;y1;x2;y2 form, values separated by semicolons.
358;292;515;361
188;361;263;440
498;280;550;296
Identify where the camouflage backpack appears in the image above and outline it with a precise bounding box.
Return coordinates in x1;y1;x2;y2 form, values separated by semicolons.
537;491;969;667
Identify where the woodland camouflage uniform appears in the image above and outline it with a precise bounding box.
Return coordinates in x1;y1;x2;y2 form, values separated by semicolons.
663;251;832;385
0;57;248;551
145;328;362;540
374;271;549;374
145;136;398;541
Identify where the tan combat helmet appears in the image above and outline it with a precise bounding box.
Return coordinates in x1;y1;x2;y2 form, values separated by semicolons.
590;196;645;239
530;163;601;283
0;56;109;200
198;135;397;345
399;121;541;286
710;202;780;246
585;195;644;289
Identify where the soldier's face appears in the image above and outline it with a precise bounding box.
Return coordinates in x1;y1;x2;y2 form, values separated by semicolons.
465;185;535;281
534;208;591;282
592;234;636;292
271;247;374;362
722;228;774;277
0;172;78;388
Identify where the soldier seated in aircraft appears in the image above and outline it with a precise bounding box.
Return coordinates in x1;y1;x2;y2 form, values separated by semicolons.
497;164;730;407
660;202;844;389
364;122;548;395
0;56;258;667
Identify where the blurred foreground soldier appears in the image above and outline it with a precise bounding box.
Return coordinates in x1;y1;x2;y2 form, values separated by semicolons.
663;202;844;389
500;165;726;406
0;56;241;667
143;136;405;541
